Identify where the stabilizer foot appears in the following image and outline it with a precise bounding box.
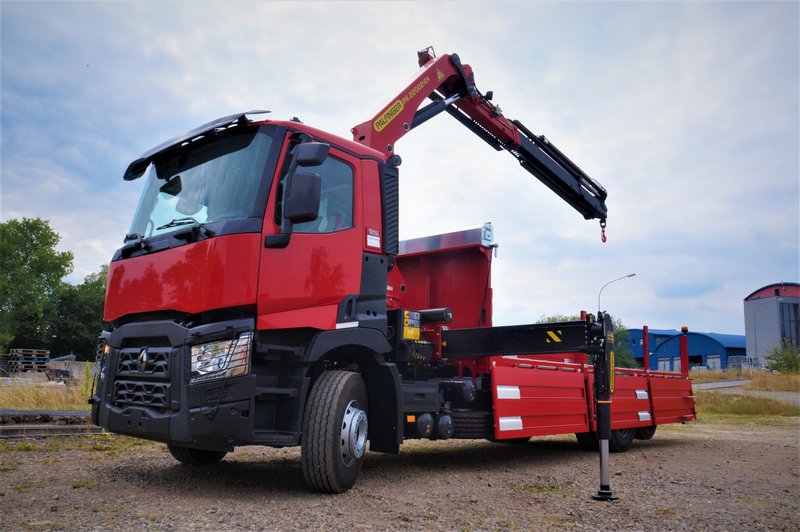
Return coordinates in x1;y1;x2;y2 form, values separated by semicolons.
592;488;618;501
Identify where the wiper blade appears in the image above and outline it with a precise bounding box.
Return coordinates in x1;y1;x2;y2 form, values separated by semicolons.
156;217;215;240
156;217;198;231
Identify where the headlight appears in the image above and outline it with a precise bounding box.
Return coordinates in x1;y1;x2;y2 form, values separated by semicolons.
190;332;252;384
96;337;111;383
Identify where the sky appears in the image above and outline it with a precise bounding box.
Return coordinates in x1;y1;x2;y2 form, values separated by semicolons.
1;1;798;335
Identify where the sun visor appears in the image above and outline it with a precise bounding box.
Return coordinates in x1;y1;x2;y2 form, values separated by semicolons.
122;110;270;180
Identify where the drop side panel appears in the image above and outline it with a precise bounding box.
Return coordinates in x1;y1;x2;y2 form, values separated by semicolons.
648;373;696;424
490;357;591;439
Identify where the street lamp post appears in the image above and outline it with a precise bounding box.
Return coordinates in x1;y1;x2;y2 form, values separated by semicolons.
598;273;636;313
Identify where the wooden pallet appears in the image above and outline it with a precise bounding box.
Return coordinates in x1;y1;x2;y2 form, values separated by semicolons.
9;361;48;373
10;348;50;357
10;355;50;363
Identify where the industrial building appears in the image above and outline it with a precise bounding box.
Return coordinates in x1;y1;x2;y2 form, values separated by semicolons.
743;282;800;368
626;328;745;371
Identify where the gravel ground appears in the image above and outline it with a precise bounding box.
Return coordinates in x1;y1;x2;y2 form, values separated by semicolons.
1;419;798;531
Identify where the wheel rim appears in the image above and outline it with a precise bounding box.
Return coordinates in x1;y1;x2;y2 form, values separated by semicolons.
340;400;368;467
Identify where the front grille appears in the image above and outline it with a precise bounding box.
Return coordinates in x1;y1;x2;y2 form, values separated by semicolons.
113;380;170;409
112;346;174;412
117;349;170;378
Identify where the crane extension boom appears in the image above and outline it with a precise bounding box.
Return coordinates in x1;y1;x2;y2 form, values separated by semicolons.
351;48;608;225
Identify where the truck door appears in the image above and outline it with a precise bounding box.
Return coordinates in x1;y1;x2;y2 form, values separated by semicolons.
258;144;363;331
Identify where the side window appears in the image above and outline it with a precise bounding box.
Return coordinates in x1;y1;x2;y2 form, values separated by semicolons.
293;156;354;234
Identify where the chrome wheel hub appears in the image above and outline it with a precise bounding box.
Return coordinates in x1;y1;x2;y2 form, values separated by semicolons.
340;400;368;467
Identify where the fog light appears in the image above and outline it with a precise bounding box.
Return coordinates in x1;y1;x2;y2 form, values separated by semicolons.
190;332;252;384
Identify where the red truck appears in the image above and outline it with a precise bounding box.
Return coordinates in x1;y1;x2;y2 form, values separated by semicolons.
91;49;695;493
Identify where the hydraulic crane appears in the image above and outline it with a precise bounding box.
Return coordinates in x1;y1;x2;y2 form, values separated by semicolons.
352;47;608;237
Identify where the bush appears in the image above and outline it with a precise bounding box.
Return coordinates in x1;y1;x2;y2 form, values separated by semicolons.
765;340;800;373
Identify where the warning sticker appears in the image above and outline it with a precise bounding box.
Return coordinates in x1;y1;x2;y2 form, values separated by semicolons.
366;228;381;249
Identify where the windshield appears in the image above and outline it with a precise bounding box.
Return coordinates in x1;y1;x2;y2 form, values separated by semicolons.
127;126;274;239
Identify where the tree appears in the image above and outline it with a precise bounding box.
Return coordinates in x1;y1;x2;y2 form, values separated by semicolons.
610;318;637;369
0;218;73;352
47;266;108;360
536;313;638;368
765;340;800;373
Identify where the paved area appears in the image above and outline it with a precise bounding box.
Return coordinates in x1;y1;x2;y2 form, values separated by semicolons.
693;380;749;390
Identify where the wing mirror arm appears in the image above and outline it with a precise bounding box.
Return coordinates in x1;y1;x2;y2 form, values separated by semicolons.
264;222;294;248
265;143;328;249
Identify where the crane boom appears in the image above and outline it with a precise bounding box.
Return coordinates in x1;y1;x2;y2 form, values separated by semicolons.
351;48;608;223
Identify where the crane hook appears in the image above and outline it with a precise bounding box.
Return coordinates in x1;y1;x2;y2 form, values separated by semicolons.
600;220;607;243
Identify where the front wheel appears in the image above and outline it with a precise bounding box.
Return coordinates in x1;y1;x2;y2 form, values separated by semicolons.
301;370;368;493
167;444;227;465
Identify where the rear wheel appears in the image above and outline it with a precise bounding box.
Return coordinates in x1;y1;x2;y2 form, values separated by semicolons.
167;444;227;465
635;425;657;440
301;370;368;493
451;409;493;439
609;428;635;453
575;431;599;451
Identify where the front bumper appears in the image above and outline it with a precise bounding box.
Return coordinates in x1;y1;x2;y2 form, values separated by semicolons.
91;316;256;451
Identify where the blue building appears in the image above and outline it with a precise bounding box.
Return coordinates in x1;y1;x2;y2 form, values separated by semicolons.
626;328;746;371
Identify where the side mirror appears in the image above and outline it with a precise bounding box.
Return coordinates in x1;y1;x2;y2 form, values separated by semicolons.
284;171;321;223
295;142;329;167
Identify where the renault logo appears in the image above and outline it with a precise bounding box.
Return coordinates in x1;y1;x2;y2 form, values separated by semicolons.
138;348;149;372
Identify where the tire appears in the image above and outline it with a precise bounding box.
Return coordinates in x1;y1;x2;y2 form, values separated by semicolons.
575;432;599;451
301;370;368;493
609;428;635;453
635;425;657;440
451;409;493;439
167;444;227;465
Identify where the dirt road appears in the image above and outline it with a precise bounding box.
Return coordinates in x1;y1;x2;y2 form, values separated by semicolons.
1;419;798;530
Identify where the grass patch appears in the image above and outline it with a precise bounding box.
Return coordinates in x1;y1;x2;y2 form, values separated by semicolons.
695;391;800;416
744;372;800;392
71;479;94;490
694;413;800;426
737;497;784;506
0;383;91;411
12;482;30;494
690;370;747;383
690;370;799;391
516;476;572;495
0;433;150;454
